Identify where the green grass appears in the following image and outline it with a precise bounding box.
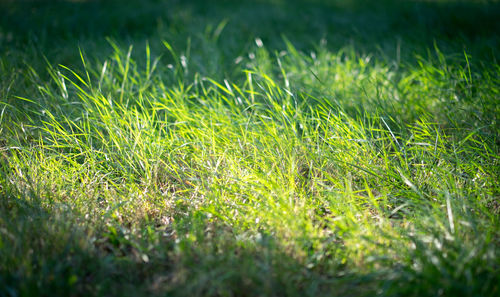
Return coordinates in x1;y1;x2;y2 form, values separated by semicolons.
1;0;499;296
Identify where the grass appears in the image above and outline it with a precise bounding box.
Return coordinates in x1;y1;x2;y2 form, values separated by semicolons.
0;0;499;296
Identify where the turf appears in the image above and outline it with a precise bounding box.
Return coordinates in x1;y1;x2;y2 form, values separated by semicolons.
0;0;499;296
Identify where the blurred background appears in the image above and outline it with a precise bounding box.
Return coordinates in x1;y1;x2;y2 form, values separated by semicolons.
1;0;499;73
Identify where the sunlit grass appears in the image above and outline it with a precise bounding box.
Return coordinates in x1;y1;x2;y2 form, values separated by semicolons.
1;0;499;296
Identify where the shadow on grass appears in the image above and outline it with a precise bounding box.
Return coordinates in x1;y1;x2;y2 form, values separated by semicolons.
2;191;497;297
1;0;499;63
0;193;375;297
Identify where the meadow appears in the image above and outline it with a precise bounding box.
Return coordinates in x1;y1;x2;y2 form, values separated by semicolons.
0;0;499;296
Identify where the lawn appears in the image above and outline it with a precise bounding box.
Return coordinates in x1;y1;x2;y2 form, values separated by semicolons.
0;0;499;296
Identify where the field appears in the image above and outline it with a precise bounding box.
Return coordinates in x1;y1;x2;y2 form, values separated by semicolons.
1;0;499;296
